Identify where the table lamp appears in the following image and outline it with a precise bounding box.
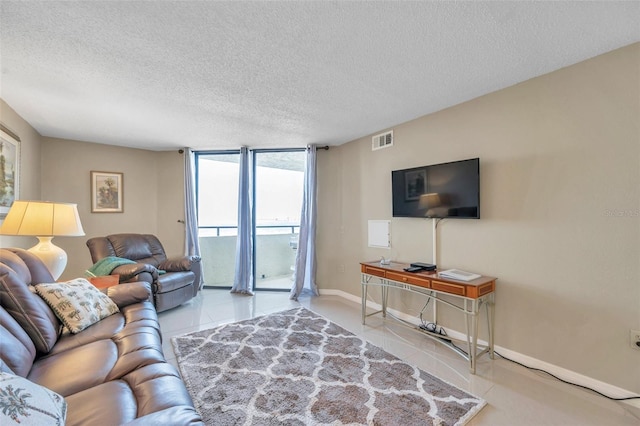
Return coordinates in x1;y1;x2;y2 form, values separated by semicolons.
418;193;442;217
0;200;85;279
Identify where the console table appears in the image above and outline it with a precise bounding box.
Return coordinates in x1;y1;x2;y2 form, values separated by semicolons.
360;261;496;374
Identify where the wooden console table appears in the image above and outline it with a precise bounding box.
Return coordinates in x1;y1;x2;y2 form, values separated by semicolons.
360;261;496;374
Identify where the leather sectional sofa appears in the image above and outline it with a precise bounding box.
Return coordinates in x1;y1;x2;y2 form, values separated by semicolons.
0;248;203;425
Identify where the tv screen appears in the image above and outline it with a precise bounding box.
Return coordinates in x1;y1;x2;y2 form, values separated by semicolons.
392;158;480;219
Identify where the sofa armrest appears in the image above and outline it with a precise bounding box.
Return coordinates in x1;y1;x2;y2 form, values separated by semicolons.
122;406;204;425
112;263;158;283
106;282;152;308
158;255;201;272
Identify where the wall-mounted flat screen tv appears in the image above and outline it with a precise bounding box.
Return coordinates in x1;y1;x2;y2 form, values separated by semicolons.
392;158;480;219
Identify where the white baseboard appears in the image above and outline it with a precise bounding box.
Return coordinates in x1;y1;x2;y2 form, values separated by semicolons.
318;288;640;406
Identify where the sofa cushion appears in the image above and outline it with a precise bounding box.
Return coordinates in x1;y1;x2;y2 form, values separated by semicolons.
123;363;198;418
0;371;67;425
64;380;136;426
35;279;119;334
0;306;36;377
0;251;61;354
28;301;163;397
46;312;126;356
46;302;162;359
110;234;161;264
45;301;159;357
64;364;199;426
29;339;119;397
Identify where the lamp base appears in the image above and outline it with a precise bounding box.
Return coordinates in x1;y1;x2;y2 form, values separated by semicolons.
28;236;67;280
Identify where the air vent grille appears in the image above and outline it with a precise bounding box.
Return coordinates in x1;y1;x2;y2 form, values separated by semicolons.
372;130;393;151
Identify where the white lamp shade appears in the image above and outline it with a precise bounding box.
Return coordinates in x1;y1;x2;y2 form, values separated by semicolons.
0;200;85;236
418;193;442;210
0;200;84;280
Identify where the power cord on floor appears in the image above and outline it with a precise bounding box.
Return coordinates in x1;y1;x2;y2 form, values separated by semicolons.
493;351;640;402
433;326;640;402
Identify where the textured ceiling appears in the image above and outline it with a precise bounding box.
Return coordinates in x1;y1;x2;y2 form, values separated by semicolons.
0;1;638;151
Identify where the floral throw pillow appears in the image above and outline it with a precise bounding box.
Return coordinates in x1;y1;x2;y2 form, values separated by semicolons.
0;372;67;425
35;278;119;334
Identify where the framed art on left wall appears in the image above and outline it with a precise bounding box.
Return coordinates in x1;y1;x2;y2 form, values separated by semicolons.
0;125;20;219
91;171;124;213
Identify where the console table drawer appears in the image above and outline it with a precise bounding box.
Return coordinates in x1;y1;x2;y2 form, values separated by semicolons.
361;264;386;278
431;280;466;296
386;271;431;288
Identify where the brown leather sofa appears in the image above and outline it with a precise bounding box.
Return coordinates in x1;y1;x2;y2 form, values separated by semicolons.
86;233;201;312
0;248;203;425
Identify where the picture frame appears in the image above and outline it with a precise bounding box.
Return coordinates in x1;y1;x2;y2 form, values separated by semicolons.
404;169;426;201
91;171;124;213
0;124;21;219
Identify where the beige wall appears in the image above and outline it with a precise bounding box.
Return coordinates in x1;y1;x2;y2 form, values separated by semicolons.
0;101;186;291
317;43;640;393
0;103;186;266
155;150;187;256
0;113;188;277
0;99;42;247
40;138;185;280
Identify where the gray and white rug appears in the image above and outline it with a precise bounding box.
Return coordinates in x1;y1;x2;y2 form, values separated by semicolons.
172;306;485;425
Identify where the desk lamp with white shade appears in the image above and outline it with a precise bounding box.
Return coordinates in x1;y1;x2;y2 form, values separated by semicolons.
0;200;85;279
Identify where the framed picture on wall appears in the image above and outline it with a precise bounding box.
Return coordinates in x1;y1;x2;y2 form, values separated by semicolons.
0;124;21;218
404;169;426;201
91;171;124;213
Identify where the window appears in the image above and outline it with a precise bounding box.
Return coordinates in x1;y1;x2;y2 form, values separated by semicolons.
195;149;305;290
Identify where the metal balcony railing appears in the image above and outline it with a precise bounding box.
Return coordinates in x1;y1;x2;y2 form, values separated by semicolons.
198;224;300;236
198;224;299;288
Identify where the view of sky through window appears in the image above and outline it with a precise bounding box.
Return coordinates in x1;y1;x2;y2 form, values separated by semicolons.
197;152;305;236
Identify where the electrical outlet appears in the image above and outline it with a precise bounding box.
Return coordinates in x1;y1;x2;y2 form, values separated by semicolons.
630;329;640;350
339;264;346;273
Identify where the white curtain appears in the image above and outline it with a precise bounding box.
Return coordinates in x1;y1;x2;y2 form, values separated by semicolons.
184;148;203;289
290;144;319;300
231;146;254;295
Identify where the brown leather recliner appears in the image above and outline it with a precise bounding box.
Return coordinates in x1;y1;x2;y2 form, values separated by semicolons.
86;233;201;312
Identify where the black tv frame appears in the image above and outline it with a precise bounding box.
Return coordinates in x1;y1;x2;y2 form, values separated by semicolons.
391;158;480;219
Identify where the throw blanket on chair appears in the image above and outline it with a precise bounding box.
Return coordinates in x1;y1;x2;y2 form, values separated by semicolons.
86;256;136;277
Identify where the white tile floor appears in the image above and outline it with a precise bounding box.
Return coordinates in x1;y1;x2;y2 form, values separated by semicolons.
158;289;640;425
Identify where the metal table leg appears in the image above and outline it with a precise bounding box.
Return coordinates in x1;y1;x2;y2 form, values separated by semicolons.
361;281;367;324
470;299;479;374
381;282;388;318
486;293;495;359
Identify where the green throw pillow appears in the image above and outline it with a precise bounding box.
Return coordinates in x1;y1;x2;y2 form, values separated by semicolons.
35;278;119;334
0;372;67;425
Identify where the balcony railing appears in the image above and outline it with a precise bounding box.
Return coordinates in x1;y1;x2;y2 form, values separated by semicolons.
198;225;299;288
199;224;300;237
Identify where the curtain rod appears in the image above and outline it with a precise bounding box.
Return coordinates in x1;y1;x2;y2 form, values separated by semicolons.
180;145;330;154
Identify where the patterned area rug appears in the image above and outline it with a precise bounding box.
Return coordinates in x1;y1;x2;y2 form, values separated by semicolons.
172;307;485;425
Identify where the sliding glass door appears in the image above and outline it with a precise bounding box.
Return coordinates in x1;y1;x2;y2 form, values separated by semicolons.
196;152;240;288
253;150;305;290
196;149;305;291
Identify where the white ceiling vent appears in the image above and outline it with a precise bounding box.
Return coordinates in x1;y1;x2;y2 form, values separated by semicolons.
372;130;393;151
